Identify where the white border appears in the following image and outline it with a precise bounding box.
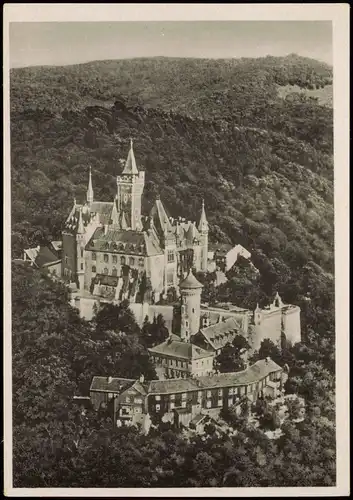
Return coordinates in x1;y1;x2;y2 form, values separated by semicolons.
3;3;350;497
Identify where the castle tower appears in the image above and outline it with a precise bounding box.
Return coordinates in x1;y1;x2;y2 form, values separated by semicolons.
87;166;94;205
198;199;209;272
116;139;145;231
179;269;203;342
76;207;86;290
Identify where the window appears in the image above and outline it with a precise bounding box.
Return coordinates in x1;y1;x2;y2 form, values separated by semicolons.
121;256;126;265
104;254;109;263
92;265;96;273
206;400;212;408
80;263;84;270
167;250;174;263
198;391;203;400
139;257;144;266
167;271;174;285
181;401;187;408
125;397;131;403
192;308;195;313
218;399;223;407
181;393;187;400
103;267;108;275
135;398;142;404
92;252;96;261
108;393;113;400
170;394;175;401
112;255;117;264
170;402;175;410
112;267;117;276
155;404;160;411
228;398;233;406
134;407;142;414
155;395;161;401
129;257;135;266
207;391;212;398
81;248;84;258
229;388;233;395
218;389;223;396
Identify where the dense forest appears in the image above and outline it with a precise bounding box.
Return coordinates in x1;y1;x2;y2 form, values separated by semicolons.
11;55;335;487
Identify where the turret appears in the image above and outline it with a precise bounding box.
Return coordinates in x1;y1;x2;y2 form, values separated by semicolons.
179;269;203;341
198;199;209;272
87;166;94;205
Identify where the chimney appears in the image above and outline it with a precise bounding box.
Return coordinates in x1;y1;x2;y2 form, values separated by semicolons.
104;225;108;235
108;376;113;384
139;374;145;383
265;357;270;364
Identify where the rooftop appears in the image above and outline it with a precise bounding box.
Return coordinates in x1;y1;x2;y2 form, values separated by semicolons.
90;376;135;393
199;317;241;351
179;269;203;290
147;358;282;395
148;338;212;361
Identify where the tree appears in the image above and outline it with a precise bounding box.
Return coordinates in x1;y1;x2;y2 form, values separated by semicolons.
214;335;250;373
94;300;140;337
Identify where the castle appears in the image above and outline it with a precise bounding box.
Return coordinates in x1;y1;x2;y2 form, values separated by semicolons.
61;140;208;303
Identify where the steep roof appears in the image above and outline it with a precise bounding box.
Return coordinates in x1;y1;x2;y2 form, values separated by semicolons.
179;269;203;290
122;140;139;175
198;200;209;232
85;227;162;257
90;376;135;393
199;317;241;351
148;338;212;361
149;197;173;235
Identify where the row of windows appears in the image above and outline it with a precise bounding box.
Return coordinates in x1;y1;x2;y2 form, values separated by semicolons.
151;356;189;369
125;396;143;404
92;252;144;267
153;381;270;403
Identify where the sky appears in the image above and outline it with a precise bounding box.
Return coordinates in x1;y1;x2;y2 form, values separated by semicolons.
9;21;332;69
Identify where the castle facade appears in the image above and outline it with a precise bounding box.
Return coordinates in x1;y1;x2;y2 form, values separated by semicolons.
61;140;208;303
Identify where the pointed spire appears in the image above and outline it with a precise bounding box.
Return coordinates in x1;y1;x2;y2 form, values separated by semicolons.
77;207;85;234
198;198;209;233
110;195;120;227
87;166;94;204
122;138;139;175
121;211;128;230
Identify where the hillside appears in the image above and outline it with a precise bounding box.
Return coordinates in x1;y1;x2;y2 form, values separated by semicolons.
11;55;333;308
10;55;336;488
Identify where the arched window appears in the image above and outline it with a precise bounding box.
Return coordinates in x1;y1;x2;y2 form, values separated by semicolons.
103;267;108;275
112;267;117;276
92;252;96;261
121;256;126;265
104;254;109;263
92;265;96;273
139;257;144;266
129;257;135;266
112;255;117;264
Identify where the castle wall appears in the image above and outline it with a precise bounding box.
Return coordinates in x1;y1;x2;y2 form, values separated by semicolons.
282;306;301;345
254;309;282;349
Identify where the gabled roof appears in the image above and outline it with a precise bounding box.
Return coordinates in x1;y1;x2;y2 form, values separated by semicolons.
179;269;203;290
90;376;135;393
148;338;212;361
199;317;241;351
86;227;162;257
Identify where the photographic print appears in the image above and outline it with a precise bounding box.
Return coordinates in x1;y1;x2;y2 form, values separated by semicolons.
3;4;350;497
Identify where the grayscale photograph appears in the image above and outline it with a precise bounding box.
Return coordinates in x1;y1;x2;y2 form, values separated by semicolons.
4;5;350;496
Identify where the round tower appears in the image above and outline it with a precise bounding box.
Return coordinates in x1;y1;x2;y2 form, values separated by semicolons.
179;269;203;342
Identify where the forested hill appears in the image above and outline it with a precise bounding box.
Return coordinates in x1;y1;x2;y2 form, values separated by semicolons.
11;55;333;302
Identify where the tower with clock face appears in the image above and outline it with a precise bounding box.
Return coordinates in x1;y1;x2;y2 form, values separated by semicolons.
116;140;145;231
